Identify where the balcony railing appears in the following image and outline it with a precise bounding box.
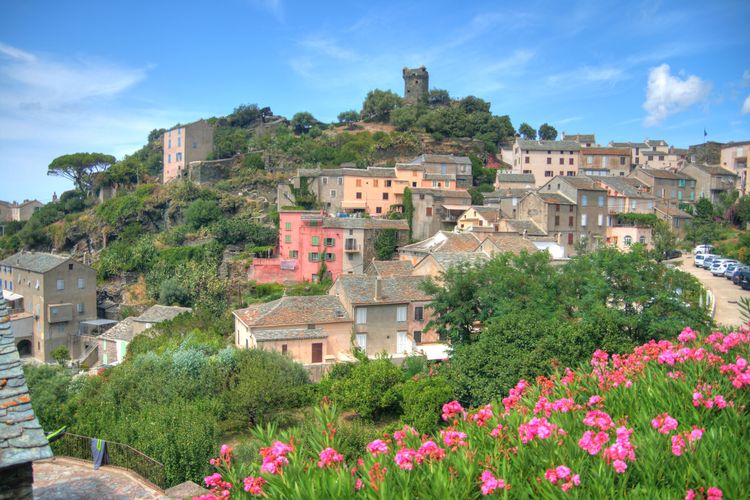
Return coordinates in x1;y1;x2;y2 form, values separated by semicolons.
344;240;360;252
51;432;168;489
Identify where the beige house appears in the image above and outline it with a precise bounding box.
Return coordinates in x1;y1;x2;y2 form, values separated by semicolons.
579;147;632;177
592;176;655;249
233;295;353;365
656;204;693;238
680;164;738;203
482;189;534;219
409;188;472;241
512;139;581;186
609;139;685;169
396;154;473;189
456;206;503;232
719;141;749;193
629;167;696;204
163;119;215;183
0;252;96;363
495;172;536;190
0;200;43;222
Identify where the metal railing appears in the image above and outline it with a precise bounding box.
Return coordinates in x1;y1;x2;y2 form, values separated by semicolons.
51;432;167;490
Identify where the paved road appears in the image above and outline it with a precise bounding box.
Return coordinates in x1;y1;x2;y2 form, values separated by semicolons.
675;255;748;328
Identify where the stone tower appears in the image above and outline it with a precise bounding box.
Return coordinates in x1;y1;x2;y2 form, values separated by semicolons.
403;66;429;104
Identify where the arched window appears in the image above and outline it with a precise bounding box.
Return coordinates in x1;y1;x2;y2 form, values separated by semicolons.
639;235;647;244
624;235;632;246
17;340;32;357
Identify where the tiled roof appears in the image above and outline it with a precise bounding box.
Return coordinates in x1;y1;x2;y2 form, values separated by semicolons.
581;147;630;156
134;305;192;323
562;133;596;143
297;167;396;178
254;327;328;342
0;252;73;274
323;218;409;230
423;173;456;181
365;260;414;277
656;205;693;218
234;295;350;328
537;192;575;205
496;173;535;183
685;164;738;177
470;206;503;223
558;176;607;191
430;252;489;270
399;231;481;254
405;154;471;165
101;317;136;342
497;220;547;237
409;188;472;200
647;139;669;146
0;298;53;468
595;176;653;198
517;140;581;152
722;140;750;148
610;141;649;149
332;275;432;304
483;189;532;202
636;168;693;180
480;233;541;252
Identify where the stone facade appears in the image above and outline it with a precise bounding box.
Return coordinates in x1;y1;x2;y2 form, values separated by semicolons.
0;200;43;222
403;66;428;104
720;141;749;193
187;157;234;185
163;119;215;183
409;188;472;241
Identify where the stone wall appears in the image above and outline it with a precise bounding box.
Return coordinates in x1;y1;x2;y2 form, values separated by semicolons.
0;462;33;500
187;158;235;185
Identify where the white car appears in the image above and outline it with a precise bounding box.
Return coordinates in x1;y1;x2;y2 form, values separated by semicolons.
712;260;738;276
694;244;714;255
695;253;718;268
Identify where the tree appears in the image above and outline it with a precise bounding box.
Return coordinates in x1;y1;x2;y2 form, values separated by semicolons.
538;123;558;140
374;229;398;260
226;104;262;128
185;199;222;229
651;220;677;261
361;89;403;122
48;153;116;193
458;96;491;114
427;89;451;106
291;112;320;134
518;123;536;140
51;345;70;365
337;110;360;128
694;198;714;221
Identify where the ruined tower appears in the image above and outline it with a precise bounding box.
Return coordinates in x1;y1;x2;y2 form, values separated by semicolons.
402;66;429;104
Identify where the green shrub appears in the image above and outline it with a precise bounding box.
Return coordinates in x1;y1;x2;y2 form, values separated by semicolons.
399;374;454;434
323;358;404;420
185;198;222;229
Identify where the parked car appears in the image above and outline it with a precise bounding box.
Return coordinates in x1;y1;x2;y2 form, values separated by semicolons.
700;255;720;269
712;260;738;276
740;270;750;290
733;266;750;285
724;263;739;278
694;244;714;255
694;254;708;267
663;249;683;260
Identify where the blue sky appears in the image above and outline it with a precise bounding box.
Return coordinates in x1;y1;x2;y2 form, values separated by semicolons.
1;0;749;201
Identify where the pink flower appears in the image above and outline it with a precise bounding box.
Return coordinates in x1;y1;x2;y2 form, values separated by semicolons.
578;430;610;455
367;439;388;456
440;430;468;449
678;326;697;343
317;447;344;468
518;417;558;444
480;470;508;495
441;400;466;421
612;460;627;473
555;465;571;479
651;413;679;434
587;395;604;406
394;448;418;471
583;410;615;431
707;486;723;499
502;380;529;414
417;440;445;462
471;404;494;427
603;426;636;467
393;425;418;446
591;349;609;368
546;465;580;491
242;476;266;495
561;367;576;386
355;479;364;492
686;489;697;500
259;440;293;475
490;424;504;438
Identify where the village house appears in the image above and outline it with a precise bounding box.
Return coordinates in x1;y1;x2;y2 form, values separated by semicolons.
629;167;696;204
579;147;632;177
511;139;581;187
411;252;490;280
330;275;437;355
249;210;409;283
233;295;352;366
162;119;215;183
561;133;597;147
398;231;484;265
482;188;533;219
396;154;473;189
364;260;414;278
455;206;503;232
0;297;53;499
655;204;693;238
609;139;686;169
0;252;96;363
97;305;191;366
680;164;738;203
409;188;472;241
0;200;43;222
719;141;749;193
592;176;655;251
494;172;536;190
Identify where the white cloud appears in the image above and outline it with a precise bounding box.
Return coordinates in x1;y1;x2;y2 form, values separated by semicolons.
0;42;36;62
742;95;750;115
247;0;283;21
545;65;625;89
300;36;357;61
643;64;711;126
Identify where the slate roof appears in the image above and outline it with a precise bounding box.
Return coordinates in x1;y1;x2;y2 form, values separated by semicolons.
562;133;596;144
0;252;72;274
470;206;503;223
423;173;456;181
580;147;630;156
323;218;409;230
399;231;481;255
101;317;137;342
610;141;649;149
495;220;548;237
496;173;536;183
234;295;350;328
405;154;471;165
134;305;192;324
332;275;432;304
685;164;738;177
254;328;328;342
430;252;489;270
595;176;654;198
409;188;472;200
0;297;53;468
481;233;542;252
656;205;693;219
517;140;581;152
483;189;532;202
365;260;414;277
297;167;396;178
636;168;693;180
558;176;607;191
537;192;575;205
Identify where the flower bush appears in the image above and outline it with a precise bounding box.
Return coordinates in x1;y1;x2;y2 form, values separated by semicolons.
198;326;750;498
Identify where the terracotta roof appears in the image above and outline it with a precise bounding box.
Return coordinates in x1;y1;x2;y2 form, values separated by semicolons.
365;260;414;277
134;305;192;323
234;295;350;328
0;298;53;468
480;233;541;253
0;252;74;274
517;140;580;152
332;275;432;304
254;327;328;342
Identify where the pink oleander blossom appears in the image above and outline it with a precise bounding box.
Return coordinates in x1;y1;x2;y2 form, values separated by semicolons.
612;460;628;473
367;439;388;456
394;448;418;471
355;479;364;492
651;413;679;434
317;447;344;468
471;404;493;427
578;430;610;455
417;440;446;462
441;430;468;449
242;476;266;495
583;410;615;431
545;465;580;491
678;326;697;344
603;426;636;469
441;400;466;422
490;424;504;439
518;417;558;444
480;470;508;495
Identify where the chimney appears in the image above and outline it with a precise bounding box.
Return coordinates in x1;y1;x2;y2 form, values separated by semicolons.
375;277;383;301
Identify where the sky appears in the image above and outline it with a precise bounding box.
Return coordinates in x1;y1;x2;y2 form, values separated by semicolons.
1;0;749;202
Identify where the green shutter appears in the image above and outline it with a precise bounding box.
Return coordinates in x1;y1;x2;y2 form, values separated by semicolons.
312;236;319;245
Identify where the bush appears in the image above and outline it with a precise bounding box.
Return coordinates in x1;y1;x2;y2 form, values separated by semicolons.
185;198;222;229
323;358;404;420
399;374;454;434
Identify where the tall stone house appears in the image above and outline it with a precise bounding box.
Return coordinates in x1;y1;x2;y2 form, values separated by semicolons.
0;200;43;222
0;252;96;363
162;119;215;183
511;139;581;187
403;66;429;104
629;167;696;204
680;164;738;203
409;188;472;241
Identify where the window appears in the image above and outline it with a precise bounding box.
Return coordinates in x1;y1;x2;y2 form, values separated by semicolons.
426;207;433;216
311;236;319;246
285;235;291;243
620;156;626;165
677;191;683;200
512;197;518;206
56;279;64;290
356;334;367;352
78;278;85;289
356;307;367;324
560;171;564;175
289;250;299;258
639;235;647;244
690;191;695;200
385;180;392;187
568;216;574;227
412;182;417;187
356;192;362;199
559;158;564;165
569;205;574;212
376;207;382;214
322;177;328;185
356;179;362;187
324;238;335;247
678;179;686;187
587;156;593;165
330;190;337;197
308;252;321;262
569;158;574;165
396;305;407;322
77;303;84;314
441;163;447;174
581;195;588;206
567;171;576;176
581;214;588;226
631;200;637;210
659;155;665;161
337;177;343;185
413;331;422;344
635;156;639;164
525;156;530;164
414;306;424;321
382;193;389;200
547;157;552;164
168;154;171;163
554;215;560;226
555;204;560;212
192;142;197;149
177;137;181;147
373;180;379;187
281;344;288;355
598;195;605;207
324;252;335;261
598;214;604;226
312;343;323;363
69;263;73;270
624;235;633;246
602;157;608;167
567;233;574;245
647;155;653;161
545;170;553;177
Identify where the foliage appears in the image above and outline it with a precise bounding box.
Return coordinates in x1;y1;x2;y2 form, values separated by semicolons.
322;357;404;420
185;198;223;229
519;122;536;140
291;112;320;134
212;218;277;246
538;123;558;140
469;154;495;186
739;296;750;323
651;220;678;261
96;236;157;279
616;213;658;226
402;187;414;241
95;184;158;227
289;177;319;210
361;89;403;122
337;110;360;127
24;364;78;431
212;126;252;159
48;152;116;193
51;345;71;365
242;153;265;170
427;89;451;106
224;104;263;128
373;229;398;260
399;374;454;434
